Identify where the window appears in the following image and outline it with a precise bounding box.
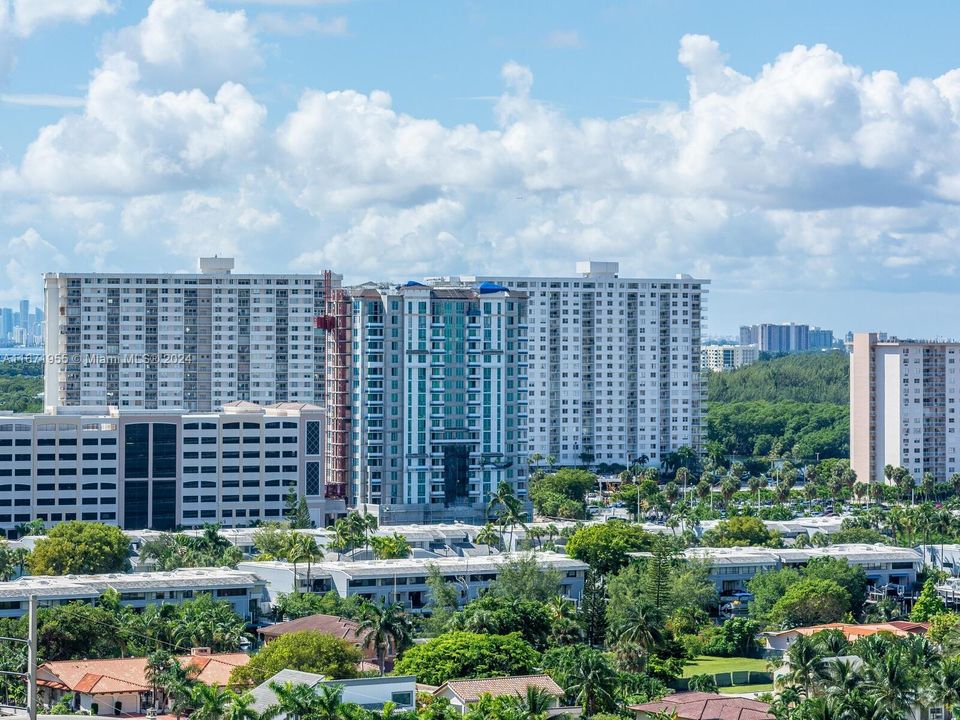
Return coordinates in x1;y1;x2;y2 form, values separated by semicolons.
306;421;320;455
124;423;149;479
306;462;321;496
152;423;177;478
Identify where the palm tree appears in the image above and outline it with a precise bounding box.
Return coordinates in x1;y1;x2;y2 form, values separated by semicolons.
488;482;528;551
748;475;764;511
793;696;851;720
610;603;664;652
145;650;176;710
695;478;712;506
189;682;231;720
223;691;260;720
285;534;324;592
816;657;862;699
262;681;322;720
926;657;960;718
776;481;792;505
314;684;345;720
546;595;576;629
675;467;690;506
719;477;738;507
519;686;554;719
564;649;617;716
782;635;821;697
356;600;413;676
475;523;501;553
862;648;918;716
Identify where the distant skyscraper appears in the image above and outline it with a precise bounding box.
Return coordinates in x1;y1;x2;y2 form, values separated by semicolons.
808;327;834;350
0;308;11;339
738;323;833;354
18;300;28;332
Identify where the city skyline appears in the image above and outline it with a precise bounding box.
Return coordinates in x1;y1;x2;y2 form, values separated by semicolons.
2;2;960;337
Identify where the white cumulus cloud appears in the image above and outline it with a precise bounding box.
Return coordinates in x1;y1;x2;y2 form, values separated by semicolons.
20;53;266;195
105;0;261;89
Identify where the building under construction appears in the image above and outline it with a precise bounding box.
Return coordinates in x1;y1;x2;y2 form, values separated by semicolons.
319;279;529;525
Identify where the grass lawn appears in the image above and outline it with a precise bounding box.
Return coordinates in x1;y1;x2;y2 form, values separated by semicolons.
681;656;770;677
719;683;774;695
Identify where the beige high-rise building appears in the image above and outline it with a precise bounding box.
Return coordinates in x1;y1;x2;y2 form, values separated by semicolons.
850;332;960;485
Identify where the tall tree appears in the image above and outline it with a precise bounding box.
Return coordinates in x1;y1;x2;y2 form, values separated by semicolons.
355;600;413;676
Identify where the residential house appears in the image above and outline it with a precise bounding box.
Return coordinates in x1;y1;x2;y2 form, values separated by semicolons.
35;651;249;716
433;674;573;717
248;670;417;718
630;692;773;720
759;621;930;654
257;614;391;669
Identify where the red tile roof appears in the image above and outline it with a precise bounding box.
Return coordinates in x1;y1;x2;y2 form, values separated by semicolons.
792;621;929;640
630;692;774;720
38;653;249;695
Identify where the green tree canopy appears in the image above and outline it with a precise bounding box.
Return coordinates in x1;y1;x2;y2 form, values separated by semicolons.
701;516;782;548
802;557;868;616
487;554;562;602
228;631;361;687
446;594;553;650
565;522;656;575
529;469;597;519
393;631;540;687
769;578;851;628
911;578;948;622
27;521;129;575
708;352;848;404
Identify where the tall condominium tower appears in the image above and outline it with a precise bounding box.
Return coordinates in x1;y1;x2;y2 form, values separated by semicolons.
322;281;528;524
18;300;28;332
43;258;341;411
433;262;708;467
850;332;960;485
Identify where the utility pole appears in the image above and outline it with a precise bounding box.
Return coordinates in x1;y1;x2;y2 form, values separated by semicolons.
27;595;37;720
0;594;37;720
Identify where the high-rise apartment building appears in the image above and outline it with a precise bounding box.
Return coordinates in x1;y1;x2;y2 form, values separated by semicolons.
0;402;335;535
0;309;11;340
322;281;528;524
18;300;28;332
43;258;341;411
433;262;708;467
850;332;960;485
739;323;834;353
808;327;834;350
701;344;759;372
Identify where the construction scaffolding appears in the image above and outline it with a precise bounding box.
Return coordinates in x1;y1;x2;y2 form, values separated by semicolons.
319;271;350;500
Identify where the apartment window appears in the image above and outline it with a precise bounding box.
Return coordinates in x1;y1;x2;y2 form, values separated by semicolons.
306;462;321;496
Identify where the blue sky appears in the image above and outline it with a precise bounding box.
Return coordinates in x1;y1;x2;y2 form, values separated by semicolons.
3;1;960;338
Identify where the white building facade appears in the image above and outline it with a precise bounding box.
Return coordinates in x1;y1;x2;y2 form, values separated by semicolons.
43;257;341;412
0;567;265;620
0;402;340;535
701;344;759;372
240;552;588;612
434;262;708;466
850;332;960;484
